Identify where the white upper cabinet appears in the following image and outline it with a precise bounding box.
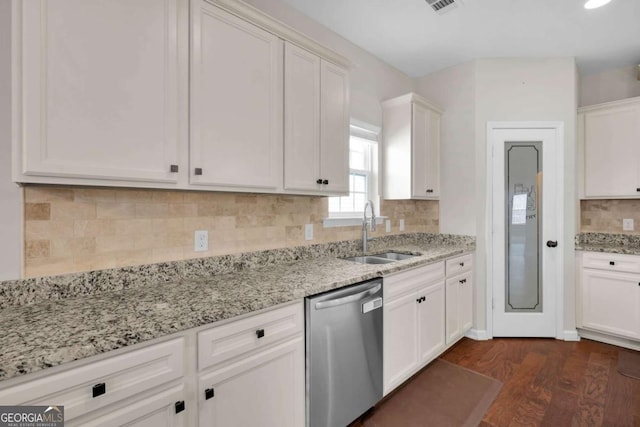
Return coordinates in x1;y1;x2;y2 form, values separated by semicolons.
284;42;349;195
14;0;185;185
580;97;640;198
190;1;283;191
382;93;442;200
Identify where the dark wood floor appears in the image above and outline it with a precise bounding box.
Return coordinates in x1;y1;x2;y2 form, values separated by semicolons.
357;338;640;427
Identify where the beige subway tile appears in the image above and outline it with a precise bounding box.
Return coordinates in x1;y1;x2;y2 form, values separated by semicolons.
25;220;74;240
151;218;184;233
74;188;117;202
235;195;258;205
183;217;213;231
169;203;197;218
73;253;117;273
25;203;51;220
134;234;156;250
74;219;117;237
152;191;185;204
51;202;97;221
24;257;74;278
115;249;153;268
96;202;136;219
136;203;169;218
151;246;185;263
24;187;74;203
50;237;96;258
25;240;50;259
212;216;236;230
285;225;303;241
96;235;135;253
197;203;221;217
114;189;154;203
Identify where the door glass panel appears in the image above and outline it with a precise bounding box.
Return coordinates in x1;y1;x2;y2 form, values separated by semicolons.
505;142;542;312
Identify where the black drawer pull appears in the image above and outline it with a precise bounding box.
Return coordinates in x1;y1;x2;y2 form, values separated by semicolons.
92;383;106;398
636;188;640;192
256;329;265;339
316;179;323;184
460;279;467;284
175;401;185;414
460;262;465;267
170;164;179;173
323;179;329;185
426;189;434;193
609;261;615;266
205;388;215;400
546;240;558;248
194;168;203;175
416;296;425;303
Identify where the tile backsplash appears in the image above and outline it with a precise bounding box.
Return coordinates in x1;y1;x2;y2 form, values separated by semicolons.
580;199;640;234
24;186;439;277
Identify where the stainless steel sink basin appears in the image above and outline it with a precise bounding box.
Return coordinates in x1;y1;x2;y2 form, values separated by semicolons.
341;252;417;265
371;252;417;261
341;256;395;265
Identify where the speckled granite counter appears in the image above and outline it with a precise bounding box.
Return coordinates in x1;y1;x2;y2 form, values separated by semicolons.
0;234;474;382
575;232;640;255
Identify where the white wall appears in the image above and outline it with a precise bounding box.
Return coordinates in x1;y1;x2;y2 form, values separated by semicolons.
0;0;22;280
243;0;415;127
475;58;578;334
415;61;476;236
580;64;640;107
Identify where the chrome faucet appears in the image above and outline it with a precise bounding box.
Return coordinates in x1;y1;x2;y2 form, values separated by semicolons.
362;200;376;252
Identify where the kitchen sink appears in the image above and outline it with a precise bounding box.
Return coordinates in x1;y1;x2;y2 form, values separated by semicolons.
341;252;418;265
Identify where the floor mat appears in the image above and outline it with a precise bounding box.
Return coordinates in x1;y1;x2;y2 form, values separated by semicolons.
617;350;640;380
360;359;502;427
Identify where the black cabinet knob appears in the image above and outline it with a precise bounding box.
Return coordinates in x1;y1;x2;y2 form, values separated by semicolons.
546;240;558;248
194;168;203;175
636;188;640;192
92;383;106;398
460;262;464;267
175;401;185;414
316;179;323;184
205;388;215;400
170;164;179;173
323;179;329;185
460;279;467;284
609;261;615;266
256;329;265;339
416;298;421;304
426;189;434;193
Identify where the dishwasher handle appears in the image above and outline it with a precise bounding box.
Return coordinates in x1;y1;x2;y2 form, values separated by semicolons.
314;283;382;310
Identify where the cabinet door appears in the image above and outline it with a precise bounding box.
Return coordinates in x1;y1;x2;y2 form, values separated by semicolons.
383;291;419;395
319;60;350;195
582;269;640;340
417;281;445;364
190;2;283;191
458;272;473;334
583;104;640;197
75;385;186;427
445;276;460;345
18;0;182;183
412;104;440;199
284;43;321;192
198;337;304;427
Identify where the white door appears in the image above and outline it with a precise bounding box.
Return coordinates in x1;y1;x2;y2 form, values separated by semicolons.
490;127;560;337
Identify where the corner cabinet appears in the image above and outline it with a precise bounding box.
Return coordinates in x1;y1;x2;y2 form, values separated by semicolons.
283;42;349;195
382;93;442;200
577;252;640;344
12;0;186;185
579;96;640;198
190;1;284;192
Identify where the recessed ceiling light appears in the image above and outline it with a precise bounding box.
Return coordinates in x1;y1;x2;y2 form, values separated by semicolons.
584;0;612;9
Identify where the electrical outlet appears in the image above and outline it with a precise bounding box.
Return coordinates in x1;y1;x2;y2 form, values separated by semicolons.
399;219;405;231
305;224;314;241
386;219;391;233
194;230;208;252
623;218;634;231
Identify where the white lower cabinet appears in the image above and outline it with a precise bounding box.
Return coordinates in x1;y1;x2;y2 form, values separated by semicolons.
445;271;473;345
578;252;640;341
197;337;304;427
383;262;446;395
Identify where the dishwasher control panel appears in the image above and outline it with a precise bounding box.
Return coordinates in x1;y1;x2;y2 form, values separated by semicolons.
362;297;383;314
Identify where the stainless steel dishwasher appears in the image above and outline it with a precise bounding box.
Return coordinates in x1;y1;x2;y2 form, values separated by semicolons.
305;278;383;427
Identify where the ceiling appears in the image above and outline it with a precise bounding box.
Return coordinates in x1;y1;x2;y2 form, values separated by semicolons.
280;0;640;78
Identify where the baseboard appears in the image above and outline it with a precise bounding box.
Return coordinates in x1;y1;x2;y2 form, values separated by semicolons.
465;329;489;341
578;328;640;351
562;330;581;342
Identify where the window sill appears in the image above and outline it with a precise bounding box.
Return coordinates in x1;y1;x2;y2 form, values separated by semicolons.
323;216;387;228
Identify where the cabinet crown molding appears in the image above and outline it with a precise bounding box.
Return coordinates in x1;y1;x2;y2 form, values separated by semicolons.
205;0;351;69
381;92;444;114
578;95;640;113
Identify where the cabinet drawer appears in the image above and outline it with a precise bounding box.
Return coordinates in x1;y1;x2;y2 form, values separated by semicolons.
582;252;640;273
0;338;184;422
384;261;445;300
446;254;473;277
198;302;303;371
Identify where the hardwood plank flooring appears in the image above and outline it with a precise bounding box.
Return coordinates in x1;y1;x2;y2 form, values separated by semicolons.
353;338;640;426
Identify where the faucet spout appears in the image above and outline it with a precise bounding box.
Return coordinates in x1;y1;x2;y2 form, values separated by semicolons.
362;200;376;252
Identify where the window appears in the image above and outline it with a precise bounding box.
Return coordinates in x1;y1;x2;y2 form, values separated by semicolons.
327;123;380;221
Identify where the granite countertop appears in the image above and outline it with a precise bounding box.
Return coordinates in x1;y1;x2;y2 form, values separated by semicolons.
575;232;640;255
0;239;473;382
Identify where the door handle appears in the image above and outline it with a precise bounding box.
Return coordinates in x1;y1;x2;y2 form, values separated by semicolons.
314;283;382;309
546;240;558;248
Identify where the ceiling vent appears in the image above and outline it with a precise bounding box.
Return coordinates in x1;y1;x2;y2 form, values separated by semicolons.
426;0;463;15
